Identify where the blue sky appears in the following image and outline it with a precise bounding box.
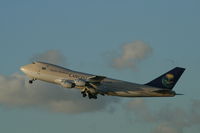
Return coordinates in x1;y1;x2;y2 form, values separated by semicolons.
0;0;200;133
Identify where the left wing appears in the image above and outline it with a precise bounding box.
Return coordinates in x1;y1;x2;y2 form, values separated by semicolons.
87;75;106;83
74;76;106;99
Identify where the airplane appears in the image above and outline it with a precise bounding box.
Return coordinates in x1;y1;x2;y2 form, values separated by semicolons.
20;61;185;99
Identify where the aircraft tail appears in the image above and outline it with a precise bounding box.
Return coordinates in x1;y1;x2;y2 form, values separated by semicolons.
145;67;185;90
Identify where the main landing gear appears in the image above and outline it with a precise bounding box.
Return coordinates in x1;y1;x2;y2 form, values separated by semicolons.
81;90;97;99
81;91;87;97
88;93;97;99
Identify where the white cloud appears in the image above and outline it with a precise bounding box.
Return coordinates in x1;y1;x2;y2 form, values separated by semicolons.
30;50;67;65
126;99;200;133
152;123;180;133
112;41;152;69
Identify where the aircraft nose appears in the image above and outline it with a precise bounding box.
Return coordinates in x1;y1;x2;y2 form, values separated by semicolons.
20;66;27;73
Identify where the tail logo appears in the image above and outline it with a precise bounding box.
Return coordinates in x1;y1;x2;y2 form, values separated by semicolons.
162;74;174;88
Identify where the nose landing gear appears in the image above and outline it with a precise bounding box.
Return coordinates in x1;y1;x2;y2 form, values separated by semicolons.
29;78;36;84
29;80;33;84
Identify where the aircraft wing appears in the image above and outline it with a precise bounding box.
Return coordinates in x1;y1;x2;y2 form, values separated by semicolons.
87;75;106;83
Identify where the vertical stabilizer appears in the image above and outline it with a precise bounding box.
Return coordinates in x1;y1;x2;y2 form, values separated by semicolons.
145;67;185;89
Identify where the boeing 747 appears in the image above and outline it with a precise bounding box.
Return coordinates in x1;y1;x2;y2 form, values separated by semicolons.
20;62;185;99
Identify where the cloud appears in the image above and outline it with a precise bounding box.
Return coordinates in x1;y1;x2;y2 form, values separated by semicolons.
0;50;120;114
30;50;67;65
152;123;180;133
126;99;155;122
126;99;200;133
112;41;152;70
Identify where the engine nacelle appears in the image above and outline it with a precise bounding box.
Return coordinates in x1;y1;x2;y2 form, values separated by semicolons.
61;81;75;88
74;79;86;87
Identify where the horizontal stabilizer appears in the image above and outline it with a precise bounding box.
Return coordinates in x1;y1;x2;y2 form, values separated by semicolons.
175;93;184;95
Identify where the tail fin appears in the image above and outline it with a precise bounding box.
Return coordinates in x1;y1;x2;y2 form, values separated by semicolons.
145;67;185;90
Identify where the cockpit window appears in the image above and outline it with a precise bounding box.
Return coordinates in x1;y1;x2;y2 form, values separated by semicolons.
42;67;46;70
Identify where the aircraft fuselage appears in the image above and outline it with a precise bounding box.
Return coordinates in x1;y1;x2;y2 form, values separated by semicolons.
20;62;180;99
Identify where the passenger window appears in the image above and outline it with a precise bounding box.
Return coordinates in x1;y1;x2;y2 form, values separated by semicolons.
42;67;46;70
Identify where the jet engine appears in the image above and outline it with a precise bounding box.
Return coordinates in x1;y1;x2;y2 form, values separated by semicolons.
61;81;75;88
74;79;86;87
